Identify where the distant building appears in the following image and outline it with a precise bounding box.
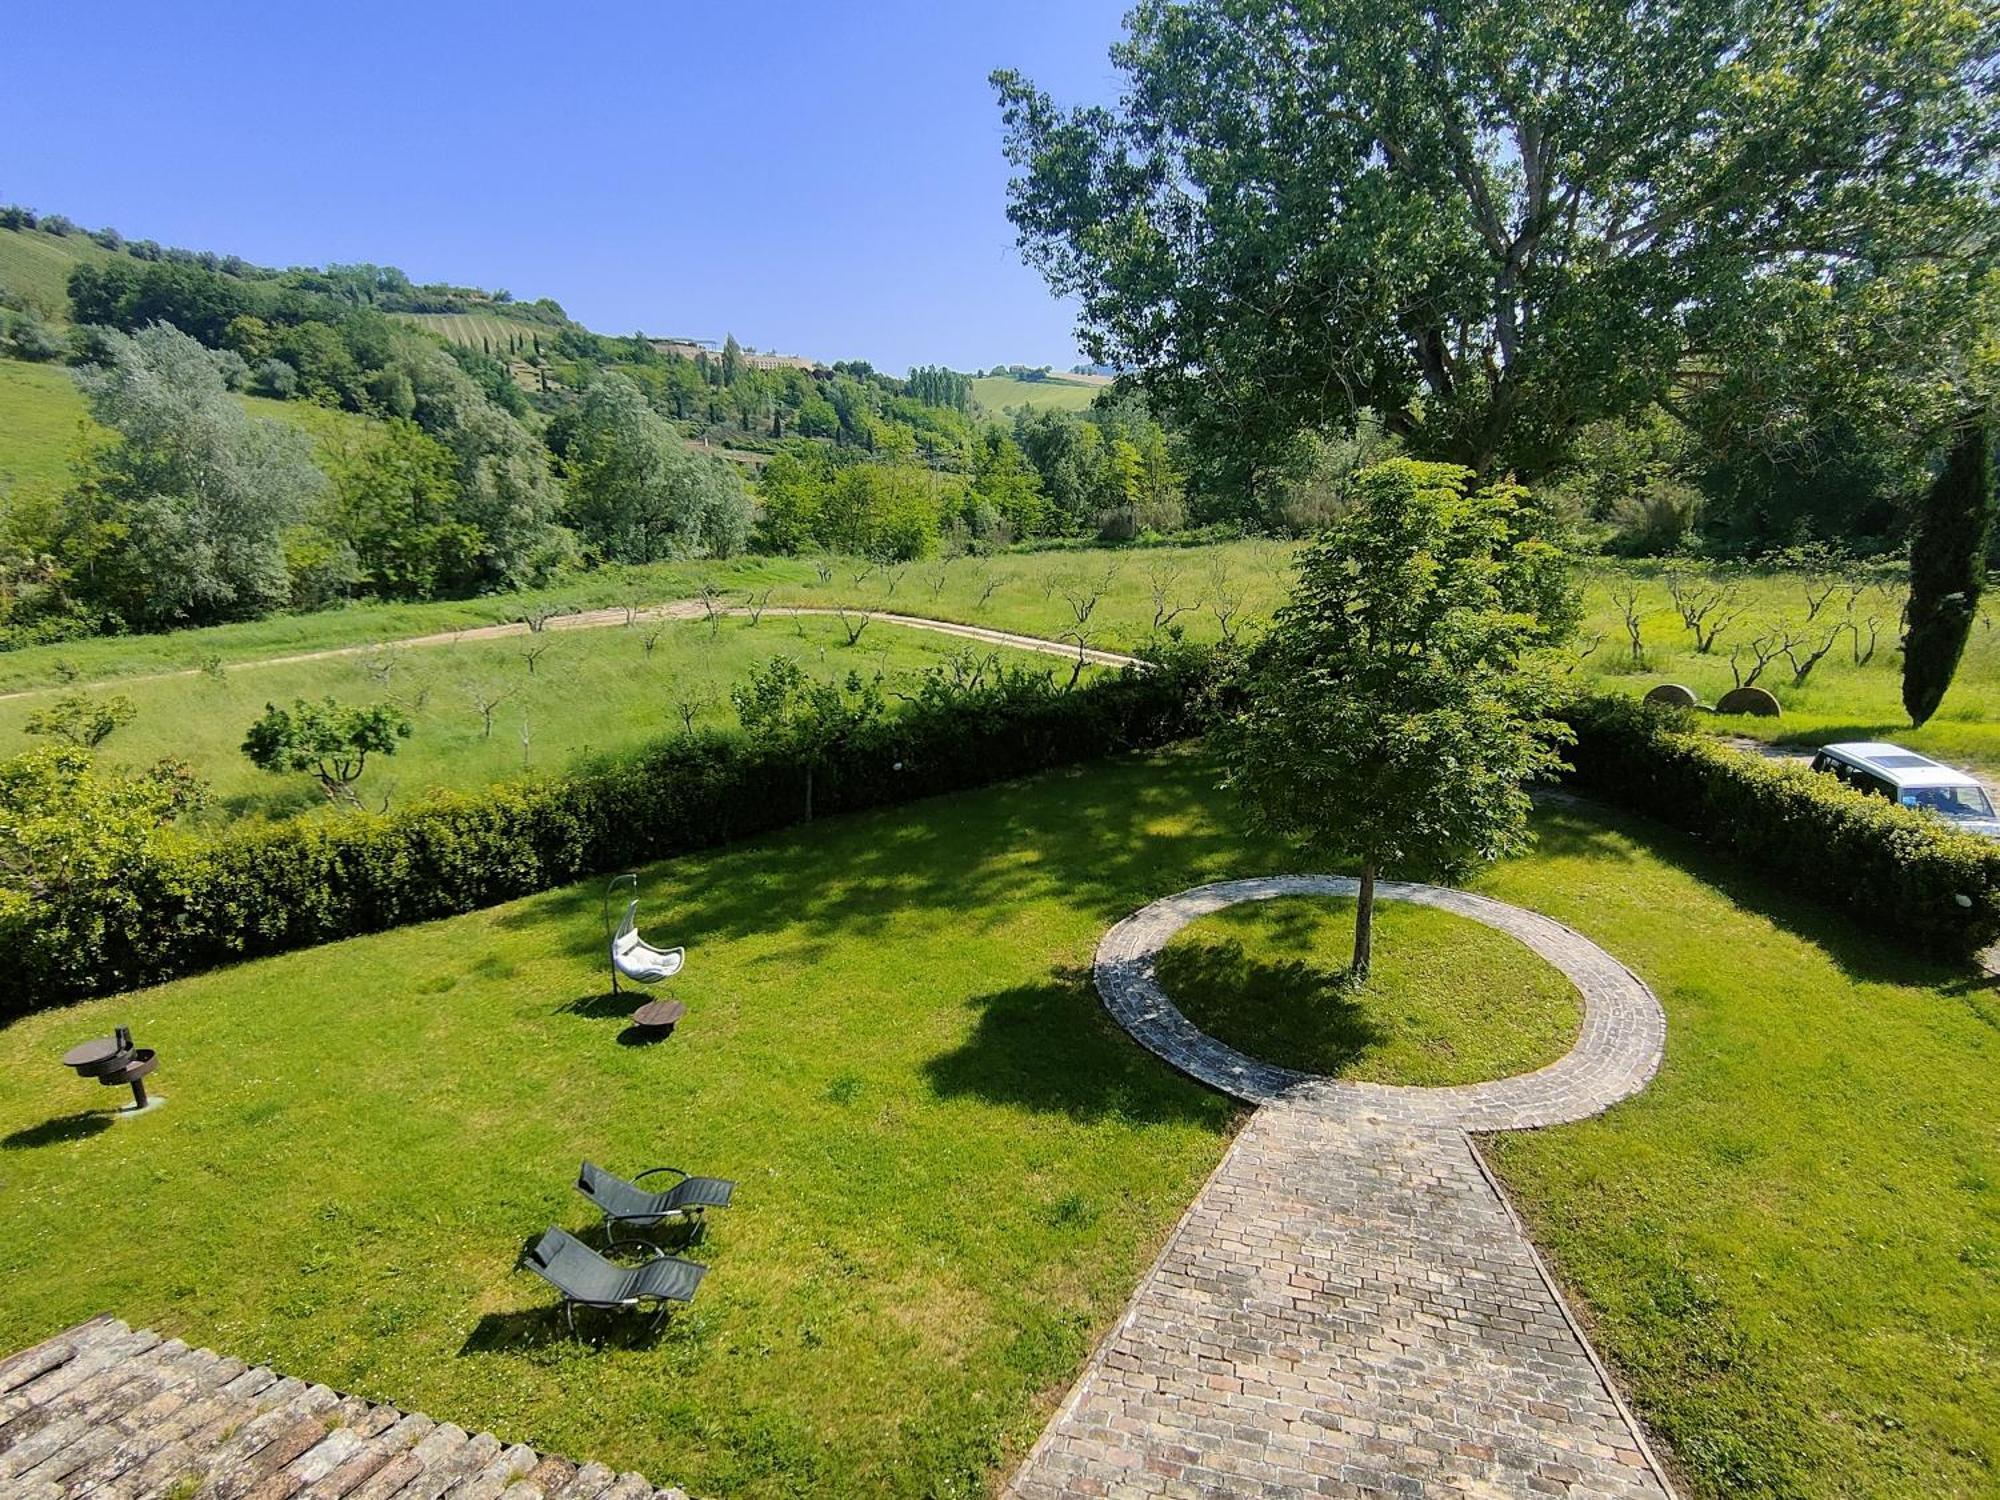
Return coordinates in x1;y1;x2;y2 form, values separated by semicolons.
643;337;818;372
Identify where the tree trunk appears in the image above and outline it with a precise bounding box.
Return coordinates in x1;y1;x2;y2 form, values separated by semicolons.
805;763;815;823
1352;860;1376;979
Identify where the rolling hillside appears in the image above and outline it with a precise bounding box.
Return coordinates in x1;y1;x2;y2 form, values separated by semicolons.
0;354;381;493
0;226;124;319
392;310;565;352
969;372;1108;414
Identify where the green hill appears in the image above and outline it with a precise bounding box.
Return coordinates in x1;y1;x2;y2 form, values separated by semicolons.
0;354;380;494
969;373;1108;414
0;227;124;320
392;310;565;352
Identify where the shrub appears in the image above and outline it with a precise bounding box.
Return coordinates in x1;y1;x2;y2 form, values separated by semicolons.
0;655;1214;1014
1562;696;2000;956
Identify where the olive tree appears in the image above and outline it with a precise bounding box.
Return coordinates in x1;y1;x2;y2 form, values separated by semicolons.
242;697;412;808
1221;459;1575;975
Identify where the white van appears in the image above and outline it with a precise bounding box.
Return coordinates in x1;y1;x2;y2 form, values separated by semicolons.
1808;742;2000;838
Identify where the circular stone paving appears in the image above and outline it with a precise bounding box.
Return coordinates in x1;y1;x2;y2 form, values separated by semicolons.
1095;875;1666;1130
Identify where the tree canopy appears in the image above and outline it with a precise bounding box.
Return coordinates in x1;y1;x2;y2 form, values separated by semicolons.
1221;459;1576;971
995;0;1999;485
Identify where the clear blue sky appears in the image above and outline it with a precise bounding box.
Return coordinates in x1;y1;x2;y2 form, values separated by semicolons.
3;1;1131;373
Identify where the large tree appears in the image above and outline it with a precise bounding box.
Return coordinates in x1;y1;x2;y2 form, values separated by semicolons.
68;324;325;626
559;374;753;562
993;0;1999;487
1222;459;1575;974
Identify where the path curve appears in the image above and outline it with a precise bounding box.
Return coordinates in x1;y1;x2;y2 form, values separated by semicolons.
0;603;1142;703
1094;874;1665;1130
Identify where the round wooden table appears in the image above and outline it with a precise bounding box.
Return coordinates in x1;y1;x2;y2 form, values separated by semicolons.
629;999;686;1032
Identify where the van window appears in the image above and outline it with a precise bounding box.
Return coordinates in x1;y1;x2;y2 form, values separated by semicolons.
1857;774;1894;800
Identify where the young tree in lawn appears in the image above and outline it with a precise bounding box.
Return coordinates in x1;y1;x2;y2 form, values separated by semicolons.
241;698;412;808
1904;418;1996;726
1221;460;1576;976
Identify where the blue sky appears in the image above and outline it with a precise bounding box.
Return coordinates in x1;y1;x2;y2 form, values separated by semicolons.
3;1;1131;373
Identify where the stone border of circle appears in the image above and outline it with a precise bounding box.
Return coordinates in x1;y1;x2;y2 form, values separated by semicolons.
1093;875;1666;1130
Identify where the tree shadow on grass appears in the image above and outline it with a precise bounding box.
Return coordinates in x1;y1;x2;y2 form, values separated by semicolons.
1152;939;1385;1076
920;966;1237;1129
1530;799;1972;990
3;1111;116;1149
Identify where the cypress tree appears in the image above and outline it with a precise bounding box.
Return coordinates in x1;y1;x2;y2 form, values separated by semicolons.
1903;417;1995;727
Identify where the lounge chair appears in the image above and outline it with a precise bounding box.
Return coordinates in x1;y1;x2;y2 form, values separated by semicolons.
520;1225;706;1337
577;1160;735;1244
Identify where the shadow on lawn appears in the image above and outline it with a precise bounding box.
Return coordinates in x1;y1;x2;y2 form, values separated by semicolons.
1152;939;1385;1076
922;966;1237;1128
3;1111;116;1149
494;754;1263;970
1532;799;1971;989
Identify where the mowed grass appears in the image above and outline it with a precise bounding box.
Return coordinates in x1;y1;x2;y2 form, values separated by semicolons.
1155;895;1581;1085
968;374;1107;414
0;752;1256;1497
0;755;1993;1495
1474;802;2000;1500
0;614;1089;824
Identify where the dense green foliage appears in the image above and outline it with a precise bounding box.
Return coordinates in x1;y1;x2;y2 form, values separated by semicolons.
1223;460;1576;969
995;0;1999;546
241;696;413;807
1564;695;2000;955
1903;419;1995;727
0;651;1210;1012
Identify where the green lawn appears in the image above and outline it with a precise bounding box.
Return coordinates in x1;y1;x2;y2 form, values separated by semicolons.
1477;802;1999;1500
1155;895;1581;1085
0;614;1091;824
0;754;1993;1496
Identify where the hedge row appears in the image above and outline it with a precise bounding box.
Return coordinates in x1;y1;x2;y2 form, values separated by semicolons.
3;660;1209;1017
1563;696;2000;958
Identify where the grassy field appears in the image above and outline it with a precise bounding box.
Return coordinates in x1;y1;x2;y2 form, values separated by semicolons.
0;226;124;319
0;754;1992;1496
0;353;381;497
968;374;1107;414
0;614;1088;824
1154;894;1582;1085
394;311;563;351
1572;565;2000;778
0;541;1293;694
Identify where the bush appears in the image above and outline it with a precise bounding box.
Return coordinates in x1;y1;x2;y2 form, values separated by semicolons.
1562;696;2000;956
0;656;1215;1015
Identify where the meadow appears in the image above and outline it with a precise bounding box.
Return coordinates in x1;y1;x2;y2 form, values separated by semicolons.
0;613;1086;823
0;752;1991;1498
0;225;123;319
0;352;380;494
968;373;1108;414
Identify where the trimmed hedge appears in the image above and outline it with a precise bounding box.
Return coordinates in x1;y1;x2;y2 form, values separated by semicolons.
3;660;1210;1016
1563;696;2000;958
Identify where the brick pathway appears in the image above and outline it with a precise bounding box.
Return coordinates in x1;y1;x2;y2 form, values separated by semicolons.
1009;878;1674;1499
0;1316;687;1500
